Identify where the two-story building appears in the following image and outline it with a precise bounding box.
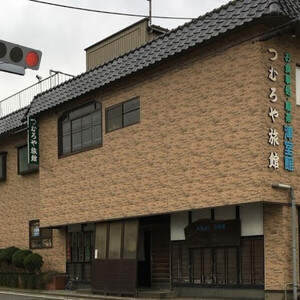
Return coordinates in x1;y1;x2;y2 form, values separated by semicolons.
1;1;300;299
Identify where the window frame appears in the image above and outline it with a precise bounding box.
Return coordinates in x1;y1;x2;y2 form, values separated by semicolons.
58;101;103;158
29;220;53;249
17;145;39;175
105;97;140;133
0;151;7;182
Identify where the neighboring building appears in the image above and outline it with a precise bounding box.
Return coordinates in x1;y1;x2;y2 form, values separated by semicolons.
85;18;168;70
1;1;300;300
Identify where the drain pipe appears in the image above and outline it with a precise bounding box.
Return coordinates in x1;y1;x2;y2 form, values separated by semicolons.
271;183;297;300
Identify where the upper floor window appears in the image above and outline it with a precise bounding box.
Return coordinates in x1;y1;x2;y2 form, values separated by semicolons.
106;97;140;133
29;220;52;249
0;152;7;181
59;102;102;156
18;145;39;175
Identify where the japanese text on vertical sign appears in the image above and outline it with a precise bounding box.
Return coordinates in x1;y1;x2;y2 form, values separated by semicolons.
268;48;279;169
283;52;294;172
28;116;39;165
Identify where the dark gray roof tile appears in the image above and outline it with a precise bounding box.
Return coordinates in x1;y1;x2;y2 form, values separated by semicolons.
0;107;28;137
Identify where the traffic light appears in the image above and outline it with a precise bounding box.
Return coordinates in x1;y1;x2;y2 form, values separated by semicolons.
0;39;42;70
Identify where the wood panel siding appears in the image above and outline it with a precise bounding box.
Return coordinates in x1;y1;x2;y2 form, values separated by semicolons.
85;19;164;70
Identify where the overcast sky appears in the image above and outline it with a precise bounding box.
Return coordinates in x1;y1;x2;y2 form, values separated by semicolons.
0;0;230;105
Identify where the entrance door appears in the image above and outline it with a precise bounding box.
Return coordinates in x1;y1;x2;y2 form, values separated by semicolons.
138;215;170;289
92;219;139;296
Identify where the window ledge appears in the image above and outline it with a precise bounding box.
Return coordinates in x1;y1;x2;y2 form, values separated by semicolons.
18;168;39;176
59;143;102;159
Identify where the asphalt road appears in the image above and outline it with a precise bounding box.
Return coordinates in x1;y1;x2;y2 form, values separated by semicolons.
0;292;86;300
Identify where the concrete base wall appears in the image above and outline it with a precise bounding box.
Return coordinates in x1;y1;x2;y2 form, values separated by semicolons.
173;287;265;300
265;290;291;300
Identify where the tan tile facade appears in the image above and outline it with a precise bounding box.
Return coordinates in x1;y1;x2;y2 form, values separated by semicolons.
0;133;65;272
38;30;300;228
0;24;300;293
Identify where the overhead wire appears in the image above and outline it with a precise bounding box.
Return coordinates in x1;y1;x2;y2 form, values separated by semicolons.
28;0;267;21
29;0;195;20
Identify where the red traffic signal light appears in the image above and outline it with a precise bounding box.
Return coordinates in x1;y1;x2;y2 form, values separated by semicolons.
0;39;42;70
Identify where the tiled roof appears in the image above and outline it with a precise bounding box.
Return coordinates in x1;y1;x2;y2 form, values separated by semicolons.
0;107;28;137
1;0;300;136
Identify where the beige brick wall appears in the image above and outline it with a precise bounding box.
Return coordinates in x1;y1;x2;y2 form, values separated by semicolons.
259;36;300;205
264;203;297;292
1;25;300;286
0;133;65;272
39;26;271;228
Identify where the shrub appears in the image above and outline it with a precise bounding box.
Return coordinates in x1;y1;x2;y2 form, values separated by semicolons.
0;273;18;287
27;274;38;289
24;253;43;273
19;273;29;288
0;247;19;264
12;250;32;269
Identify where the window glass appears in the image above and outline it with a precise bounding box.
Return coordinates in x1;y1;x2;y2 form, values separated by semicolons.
29;220;52;249
0;152;6;181
59;102;102;156
72;132;82;151
123;98;140;113
123;220;138;259
95;223;107;259
19;146;28;173
106;97;140;132
62;135;71;155
92;124;102;144
92;111;101;125
82;128;92;148
108;222;122;259
69;103;95;119
62;122;71;135
123;109;140;127
18;146;38;174
82;115;92;130
106;105;122;132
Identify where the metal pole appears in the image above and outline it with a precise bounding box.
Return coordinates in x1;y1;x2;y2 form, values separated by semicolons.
291;188;297;300
148;0;152;25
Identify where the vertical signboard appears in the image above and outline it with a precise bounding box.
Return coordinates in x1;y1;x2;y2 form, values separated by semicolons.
28;116;39;165
268;48;280;169
283;52;294;171
267;49;294;172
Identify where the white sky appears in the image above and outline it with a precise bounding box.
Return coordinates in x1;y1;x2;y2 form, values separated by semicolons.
0;0;229;101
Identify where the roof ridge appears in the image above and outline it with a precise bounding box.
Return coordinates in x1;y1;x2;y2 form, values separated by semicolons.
268;0;282;14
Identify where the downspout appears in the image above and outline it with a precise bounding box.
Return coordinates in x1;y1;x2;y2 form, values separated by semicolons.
291;188;297;300
272;184;297;300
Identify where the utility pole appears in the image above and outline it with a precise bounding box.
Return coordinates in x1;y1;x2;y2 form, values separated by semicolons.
147;0;152;25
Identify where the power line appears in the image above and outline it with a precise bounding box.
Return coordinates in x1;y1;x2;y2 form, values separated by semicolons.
28;0;278;21
29;0;195;20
